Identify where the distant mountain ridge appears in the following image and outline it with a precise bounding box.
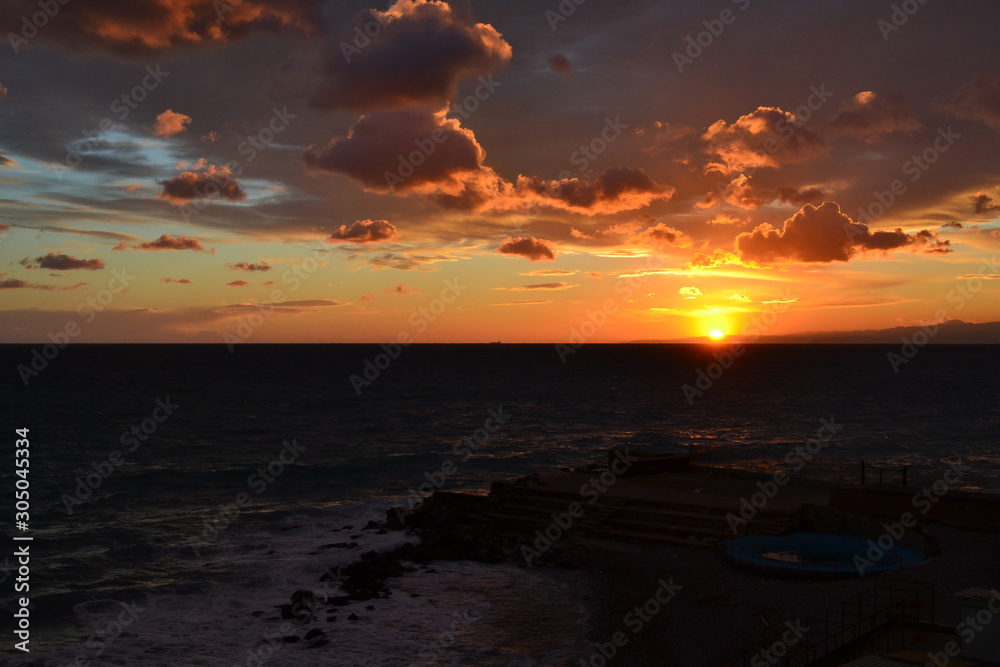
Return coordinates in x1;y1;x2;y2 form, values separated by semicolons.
633;320;1000;344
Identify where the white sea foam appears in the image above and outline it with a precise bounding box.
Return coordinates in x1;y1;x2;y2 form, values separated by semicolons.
14;500;589;666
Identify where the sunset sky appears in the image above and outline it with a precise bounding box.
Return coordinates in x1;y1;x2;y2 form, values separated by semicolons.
2;0;999;343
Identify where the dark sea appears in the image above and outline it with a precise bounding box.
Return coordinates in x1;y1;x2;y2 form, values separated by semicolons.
1;344;998;666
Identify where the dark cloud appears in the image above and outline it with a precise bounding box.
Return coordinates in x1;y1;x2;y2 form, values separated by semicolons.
226;280;249;287
972;193;1000;214
547;53;574;79
569;222;640;243
636;121;699;158
329;219;398;243
494;282;576;291
429;173;508;211
216;299;347;315
270;299;345;308
703;106;828;175
772;187;827;206
517;167;669;215
830;92;922;142
28;226;137;243
366;253;453;271
161;277;191;284
0;277;30;290
0;273;87;290
115;234;214;252
0;154;12;166
1;0;323;55
21;253;105;271
629;223;692;252
312;0;511;110
498;236;556;261
48;138;156;179
951;71;1000;130
908;229;953;254
304;109;484;192
735;201;950;264
384;283;418;294
158;161;246;204
226;262;272;272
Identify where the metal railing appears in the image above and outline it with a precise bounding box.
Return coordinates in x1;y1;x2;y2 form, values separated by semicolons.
861;461;907;486
740;579;935;667
688;444;997;491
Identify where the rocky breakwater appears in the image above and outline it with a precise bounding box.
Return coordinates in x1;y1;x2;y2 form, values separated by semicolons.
260;485;565;651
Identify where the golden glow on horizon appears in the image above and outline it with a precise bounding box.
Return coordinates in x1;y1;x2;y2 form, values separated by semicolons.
709;329;725;340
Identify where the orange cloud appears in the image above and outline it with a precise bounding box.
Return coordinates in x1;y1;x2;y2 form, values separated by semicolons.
700;174;825;209
687;249;747;269
703;106;828;176
521;269;577;276
385;283;418;295
329;219;399;244
706;214;746;226
153;109;192;137
490;300;551;306
0;0;323;54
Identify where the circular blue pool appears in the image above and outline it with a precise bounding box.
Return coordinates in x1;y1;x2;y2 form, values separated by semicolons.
724;532;926;578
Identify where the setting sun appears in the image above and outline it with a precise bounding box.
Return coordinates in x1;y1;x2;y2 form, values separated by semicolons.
709;329;725;340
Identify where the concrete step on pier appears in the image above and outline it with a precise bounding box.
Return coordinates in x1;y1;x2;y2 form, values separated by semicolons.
427;472;801;551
